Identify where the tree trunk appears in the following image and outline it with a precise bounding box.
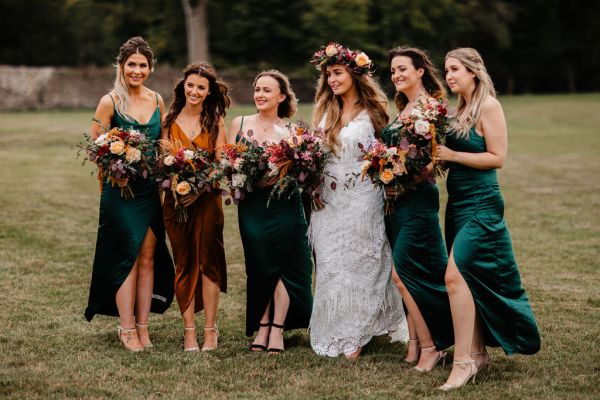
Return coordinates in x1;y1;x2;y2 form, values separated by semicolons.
181;0;209;64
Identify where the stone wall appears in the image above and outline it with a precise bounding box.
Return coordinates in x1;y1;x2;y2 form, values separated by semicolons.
0;65;316;110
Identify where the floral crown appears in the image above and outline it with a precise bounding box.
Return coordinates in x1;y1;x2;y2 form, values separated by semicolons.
310;42;373;75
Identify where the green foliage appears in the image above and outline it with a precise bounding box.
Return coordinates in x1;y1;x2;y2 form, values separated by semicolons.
0;0;599;92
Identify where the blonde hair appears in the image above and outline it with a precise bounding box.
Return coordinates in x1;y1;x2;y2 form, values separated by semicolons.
445;48;495;138
312;68;389;155
113;37;155;122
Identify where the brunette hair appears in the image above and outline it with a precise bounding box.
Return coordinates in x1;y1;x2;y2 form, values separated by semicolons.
253;70;298;118
163;62;231;146
445;48;496;137
388;46;446;112
113;36;155;121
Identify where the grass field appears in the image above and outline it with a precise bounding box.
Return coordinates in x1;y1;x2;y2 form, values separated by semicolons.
1;94;599;399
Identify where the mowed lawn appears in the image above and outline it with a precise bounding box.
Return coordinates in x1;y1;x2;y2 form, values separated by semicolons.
0;94;599;399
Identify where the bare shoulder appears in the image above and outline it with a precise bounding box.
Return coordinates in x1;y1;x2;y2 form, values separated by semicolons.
217;116;226;126
98;93;115;109
480;96;503;115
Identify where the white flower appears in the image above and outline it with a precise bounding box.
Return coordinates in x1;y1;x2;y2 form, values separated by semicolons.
361;160;371;173
94;133;108;145
411;109;424;119
128;129;142;139
183;149;194;160
325;44;338;57
164;155;175;166
414;119;430;135
233;158;244;170
386;147;397;156
274;124;291;140
125;147;141;163
231;173;247;188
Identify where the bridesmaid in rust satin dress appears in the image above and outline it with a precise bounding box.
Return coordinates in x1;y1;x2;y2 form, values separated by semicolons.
161;63;230;352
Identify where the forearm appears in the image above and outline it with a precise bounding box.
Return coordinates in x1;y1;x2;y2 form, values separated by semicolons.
451;151;504;170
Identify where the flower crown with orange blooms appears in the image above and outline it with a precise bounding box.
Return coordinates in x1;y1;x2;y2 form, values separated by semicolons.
310;42;373;75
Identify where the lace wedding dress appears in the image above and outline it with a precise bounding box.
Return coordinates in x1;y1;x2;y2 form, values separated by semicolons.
309;110;408;357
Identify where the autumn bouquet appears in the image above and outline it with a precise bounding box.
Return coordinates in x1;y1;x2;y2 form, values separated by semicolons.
76;126;156;199
155;140;215;222
359;97;448;214
216;132;266;205
262;125;332;208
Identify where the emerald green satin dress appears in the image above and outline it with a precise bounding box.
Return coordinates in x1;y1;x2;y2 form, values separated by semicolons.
445;127;540;355
85;95;174;321
381;122;453;350
236;128;314;336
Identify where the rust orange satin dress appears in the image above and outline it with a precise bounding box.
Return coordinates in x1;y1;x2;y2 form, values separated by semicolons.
163;123;227;314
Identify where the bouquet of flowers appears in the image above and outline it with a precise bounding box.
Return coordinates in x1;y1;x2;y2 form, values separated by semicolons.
75;125;156;199
359;97;448;214
262;125;332;208
155;140;215;222
217;131;266;205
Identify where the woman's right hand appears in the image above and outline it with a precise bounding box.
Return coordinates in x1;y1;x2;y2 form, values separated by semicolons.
384;185;407;200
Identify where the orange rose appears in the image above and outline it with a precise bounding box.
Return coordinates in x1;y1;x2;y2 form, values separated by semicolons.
380;168;394;184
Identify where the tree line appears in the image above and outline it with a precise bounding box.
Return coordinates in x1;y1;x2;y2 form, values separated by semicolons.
1;0;598;94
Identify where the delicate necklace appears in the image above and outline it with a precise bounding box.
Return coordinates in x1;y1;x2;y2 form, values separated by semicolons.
256;114;280;133
179;111;202;138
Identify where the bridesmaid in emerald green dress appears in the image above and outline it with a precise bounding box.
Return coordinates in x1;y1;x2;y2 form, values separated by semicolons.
84;37;174;352
435;48;540;390
228;70;313;354
382;47;453;372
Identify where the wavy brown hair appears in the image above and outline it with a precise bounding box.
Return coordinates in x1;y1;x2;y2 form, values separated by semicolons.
312;67;389;154
163;62;231;146
113;36;155;121
445;48;496;138
253;70;298;118
388;46;446;112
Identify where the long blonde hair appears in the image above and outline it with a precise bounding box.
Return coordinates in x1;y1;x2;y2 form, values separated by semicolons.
113;37;155;121
445;48;495;138
312;68;389;154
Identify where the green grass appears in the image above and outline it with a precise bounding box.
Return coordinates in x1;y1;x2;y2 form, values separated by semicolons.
1;94;599;399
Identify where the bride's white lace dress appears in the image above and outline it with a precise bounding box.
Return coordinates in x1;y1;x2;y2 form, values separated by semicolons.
309;110;408;357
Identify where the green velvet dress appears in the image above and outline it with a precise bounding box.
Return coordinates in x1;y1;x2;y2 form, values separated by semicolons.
85;96;174;321
381;122;453;350
236;129;314;336
445;127;540;355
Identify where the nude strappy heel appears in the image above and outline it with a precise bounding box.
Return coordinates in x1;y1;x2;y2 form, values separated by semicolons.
201;325;219;352
438;360;478;391
414;346;447;372
135;323;153;348
183;326;200;352
117;325;143;352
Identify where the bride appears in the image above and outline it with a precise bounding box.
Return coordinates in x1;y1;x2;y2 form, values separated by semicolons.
308;43;407;359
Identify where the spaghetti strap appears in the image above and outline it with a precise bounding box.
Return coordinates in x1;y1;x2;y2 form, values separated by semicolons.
154;92;159;106
240;116;245;131
108;94;116;108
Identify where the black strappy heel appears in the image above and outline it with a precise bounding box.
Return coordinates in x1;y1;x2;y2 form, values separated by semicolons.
249;322;271;352
267;323;285;354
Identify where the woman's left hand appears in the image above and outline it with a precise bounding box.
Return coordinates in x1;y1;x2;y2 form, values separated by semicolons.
179;192;200;207
434;145;455;162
